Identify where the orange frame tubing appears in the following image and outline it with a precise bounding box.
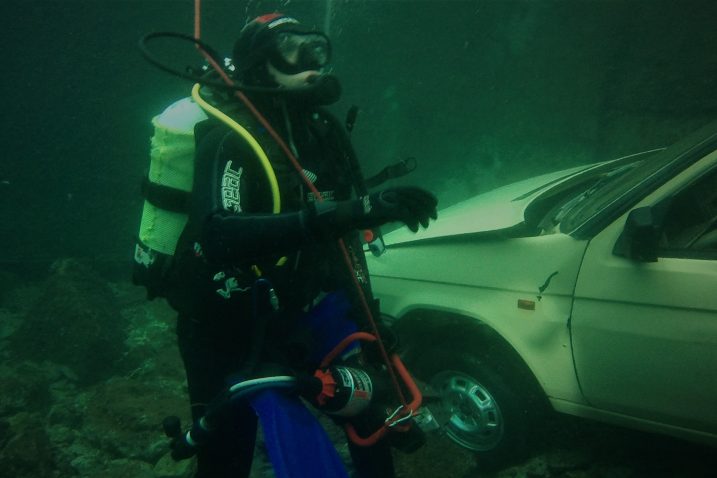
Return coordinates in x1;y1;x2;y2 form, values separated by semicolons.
320;332;423;447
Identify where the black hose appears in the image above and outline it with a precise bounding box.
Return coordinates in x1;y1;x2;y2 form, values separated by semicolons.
138;31;226;84
239;278;275;376
138;31;319;95
364;157;418;189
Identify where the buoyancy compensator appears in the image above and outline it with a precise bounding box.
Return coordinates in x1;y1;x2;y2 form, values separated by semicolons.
133;97;208;299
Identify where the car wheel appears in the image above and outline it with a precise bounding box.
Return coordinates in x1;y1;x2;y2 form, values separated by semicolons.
411;351;531;470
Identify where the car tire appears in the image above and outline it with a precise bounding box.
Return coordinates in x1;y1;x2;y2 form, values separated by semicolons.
409;350;531;470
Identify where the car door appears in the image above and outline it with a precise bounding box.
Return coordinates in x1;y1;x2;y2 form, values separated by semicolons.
570;154;717;435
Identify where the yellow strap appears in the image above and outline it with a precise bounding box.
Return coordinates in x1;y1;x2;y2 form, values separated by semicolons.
191;83;281;213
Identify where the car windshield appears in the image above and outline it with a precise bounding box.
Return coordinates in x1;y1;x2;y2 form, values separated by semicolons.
548;154;654;227
560;122;717;233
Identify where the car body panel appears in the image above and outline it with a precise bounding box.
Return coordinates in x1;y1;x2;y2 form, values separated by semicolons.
383;163;610;245
571;152;717;436
368;233;589;403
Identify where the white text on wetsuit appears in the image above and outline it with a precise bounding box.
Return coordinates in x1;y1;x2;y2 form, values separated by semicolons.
221;161;242;213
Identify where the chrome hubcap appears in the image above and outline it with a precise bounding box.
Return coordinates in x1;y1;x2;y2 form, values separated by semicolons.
430;370;504;450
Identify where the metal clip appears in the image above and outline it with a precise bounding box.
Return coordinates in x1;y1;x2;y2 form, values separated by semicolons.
413;406;440;432
385;405;414;428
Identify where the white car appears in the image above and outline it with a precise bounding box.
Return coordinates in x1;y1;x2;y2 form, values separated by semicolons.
367;122;717;468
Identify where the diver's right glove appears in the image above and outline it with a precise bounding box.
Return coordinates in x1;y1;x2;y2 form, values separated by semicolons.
309;186;438;237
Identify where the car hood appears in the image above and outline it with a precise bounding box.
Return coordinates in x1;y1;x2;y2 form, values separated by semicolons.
382;162;606;245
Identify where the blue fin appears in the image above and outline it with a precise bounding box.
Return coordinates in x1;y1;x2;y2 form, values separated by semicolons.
302;291;359;364
250;390;349;478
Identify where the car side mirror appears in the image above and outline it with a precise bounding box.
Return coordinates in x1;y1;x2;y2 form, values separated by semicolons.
613;207;661;262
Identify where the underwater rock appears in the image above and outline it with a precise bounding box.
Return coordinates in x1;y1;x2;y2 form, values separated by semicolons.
545;447;593;473
153;451;195;478
0;419;9;450
84;458;155;478
82;376;189;462
0;362;52;418
0;308;22;342
9;258;128;384
0;269;19;305
120;294;185;383
0;412;55;478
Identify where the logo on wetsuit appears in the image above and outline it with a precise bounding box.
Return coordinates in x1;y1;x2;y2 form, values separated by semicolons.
221;161;243;212
301;169;335;202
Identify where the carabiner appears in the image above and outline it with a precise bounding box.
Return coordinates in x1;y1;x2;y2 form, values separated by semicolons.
385;405;414;428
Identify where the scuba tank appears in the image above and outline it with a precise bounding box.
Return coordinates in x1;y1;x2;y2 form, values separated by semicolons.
133;97;208;299
311;365;376;417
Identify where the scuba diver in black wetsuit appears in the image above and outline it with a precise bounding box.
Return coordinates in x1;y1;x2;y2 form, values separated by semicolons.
146;13;437;478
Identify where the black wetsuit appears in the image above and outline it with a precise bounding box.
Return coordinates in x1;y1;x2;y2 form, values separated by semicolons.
166;94;394;478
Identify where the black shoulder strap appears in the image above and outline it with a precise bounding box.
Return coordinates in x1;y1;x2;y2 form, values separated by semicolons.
141;176;191;213
315;107;369;197
193;117;218;145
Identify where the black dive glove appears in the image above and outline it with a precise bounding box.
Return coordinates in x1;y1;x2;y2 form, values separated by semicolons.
311;186;438;237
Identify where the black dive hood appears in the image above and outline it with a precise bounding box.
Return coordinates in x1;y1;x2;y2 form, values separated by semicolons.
139;31;341;105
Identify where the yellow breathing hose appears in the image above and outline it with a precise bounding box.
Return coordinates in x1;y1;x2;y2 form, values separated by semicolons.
191;83;281;213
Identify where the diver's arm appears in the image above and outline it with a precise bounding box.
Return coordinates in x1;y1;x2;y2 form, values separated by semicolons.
201;187;437;263
193;122;345;263
194;122;437;264
201;208;316;262
193;124;333;263
200;200;358;263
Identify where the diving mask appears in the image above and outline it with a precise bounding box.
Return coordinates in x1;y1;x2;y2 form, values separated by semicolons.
269;32;331;75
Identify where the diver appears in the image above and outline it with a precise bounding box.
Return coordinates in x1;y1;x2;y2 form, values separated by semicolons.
160;13;437;478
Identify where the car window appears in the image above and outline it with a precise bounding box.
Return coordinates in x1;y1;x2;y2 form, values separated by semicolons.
658;167;717;258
